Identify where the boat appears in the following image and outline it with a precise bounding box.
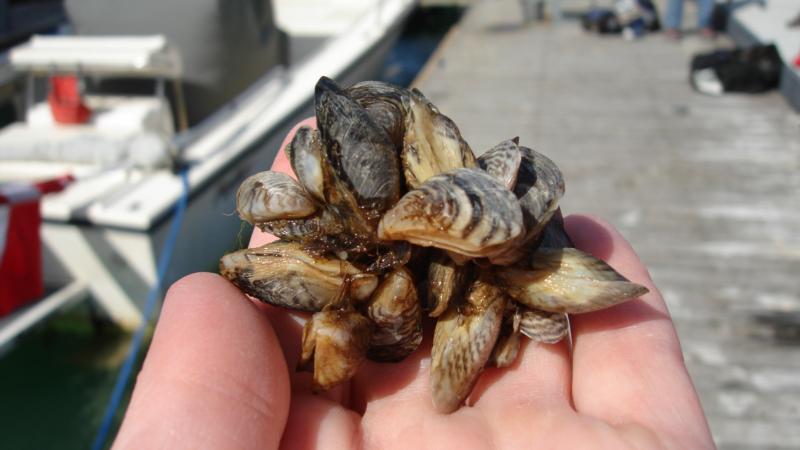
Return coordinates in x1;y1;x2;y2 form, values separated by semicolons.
0;0;65;49
0;0;416;333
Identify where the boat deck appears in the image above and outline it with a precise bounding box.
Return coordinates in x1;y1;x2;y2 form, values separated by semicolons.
413;1;800;448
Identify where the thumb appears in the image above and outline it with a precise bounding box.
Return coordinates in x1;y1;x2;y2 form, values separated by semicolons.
113;273;290;450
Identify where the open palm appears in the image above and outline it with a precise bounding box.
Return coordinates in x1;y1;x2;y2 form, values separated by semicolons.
113;120;715;450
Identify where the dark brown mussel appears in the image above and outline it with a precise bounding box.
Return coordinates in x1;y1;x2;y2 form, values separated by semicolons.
315;76;401;216
346;80;410;150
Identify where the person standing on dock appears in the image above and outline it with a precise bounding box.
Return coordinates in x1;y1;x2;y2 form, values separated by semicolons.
663;0;715;39
519;0;545;22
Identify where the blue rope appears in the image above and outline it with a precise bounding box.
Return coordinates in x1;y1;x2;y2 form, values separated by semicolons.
91;169;190;450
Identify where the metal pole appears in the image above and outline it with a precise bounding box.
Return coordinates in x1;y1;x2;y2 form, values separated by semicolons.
25;73;34;114
172;79;189;132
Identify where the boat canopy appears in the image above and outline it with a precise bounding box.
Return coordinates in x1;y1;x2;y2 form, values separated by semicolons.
9;35;182;78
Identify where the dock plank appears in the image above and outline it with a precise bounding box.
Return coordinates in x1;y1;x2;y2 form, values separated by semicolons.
414;1;800;448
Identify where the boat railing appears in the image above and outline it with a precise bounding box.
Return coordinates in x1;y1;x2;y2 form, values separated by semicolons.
172;64;290;165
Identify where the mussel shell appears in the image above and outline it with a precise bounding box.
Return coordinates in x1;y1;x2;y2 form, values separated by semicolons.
488;311;522;368
365;267;423;362
536;208;573;250
489;208;573;266
255;216;326;243
364;242;413;273
346;80;409;150
430;272;507;413
378;168;524;259
236;171;317;224
497;248;649;314
477;138;522;191
259;126;380;255
300;308;373;391
219;241;378;312
286;126;326;202
488;147;566;265
315;76;401;214
514;146;565;243
401;91;477;189
256;214;379;257
426;250;473;317
518;307;569;343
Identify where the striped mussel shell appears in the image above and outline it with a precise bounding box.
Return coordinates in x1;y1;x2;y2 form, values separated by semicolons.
315;76;401;216
377;168;524;259
477;137;523;191
300;306;373;392
430;270;507;413
346;80;410;150
364;266;422;362
236;171;318;224
400;90;478;189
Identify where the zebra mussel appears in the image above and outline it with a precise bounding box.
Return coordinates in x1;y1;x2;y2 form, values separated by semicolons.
219;76;648;413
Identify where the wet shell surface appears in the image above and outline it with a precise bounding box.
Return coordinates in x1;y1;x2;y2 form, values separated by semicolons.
377;168;524;258
220;76;648;413
430;273;507;413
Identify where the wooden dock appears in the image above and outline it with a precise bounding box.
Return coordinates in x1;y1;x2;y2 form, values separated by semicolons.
413;1;800;448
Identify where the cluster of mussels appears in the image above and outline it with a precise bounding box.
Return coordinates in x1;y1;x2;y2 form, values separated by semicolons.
219;77;648;413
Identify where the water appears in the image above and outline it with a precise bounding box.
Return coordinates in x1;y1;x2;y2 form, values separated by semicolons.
0;6;462;449
378;7;465;87
0;304;145;450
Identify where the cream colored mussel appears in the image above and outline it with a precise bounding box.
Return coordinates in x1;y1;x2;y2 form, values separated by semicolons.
430;271;507;413
378;168;524;259
299;305;373;391
219;241;378;312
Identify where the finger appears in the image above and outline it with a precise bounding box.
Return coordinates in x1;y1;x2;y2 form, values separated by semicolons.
357;363;558;450
113;273;290;450
352;295;574;416
279;393;361;450
355;342;500;449
351;324;572;425
249;302;351;407
565;215;712;446
469;336;573;412
350;329;435;414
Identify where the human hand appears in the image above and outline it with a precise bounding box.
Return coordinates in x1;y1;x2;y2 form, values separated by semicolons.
113;119;715;450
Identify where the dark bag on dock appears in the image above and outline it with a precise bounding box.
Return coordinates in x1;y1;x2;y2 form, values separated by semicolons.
690;44;782;94
581;8;622;34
